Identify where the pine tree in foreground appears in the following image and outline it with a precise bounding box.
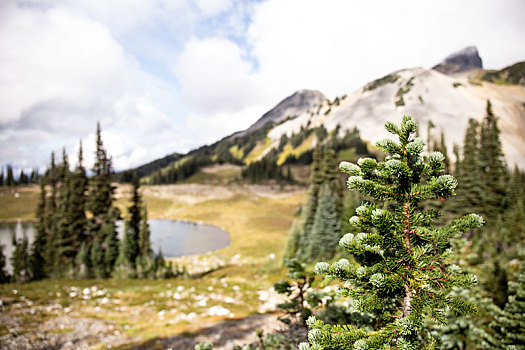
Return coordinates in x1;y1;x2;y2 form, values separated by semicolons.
301;116;484;349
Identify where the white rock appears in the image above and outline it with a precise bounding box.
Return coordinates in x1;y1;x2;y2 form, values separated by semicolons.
208;305;230;317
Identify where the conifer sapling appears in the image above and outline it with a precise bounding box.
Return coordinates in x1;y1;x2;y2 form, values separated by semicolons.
302;116;484;349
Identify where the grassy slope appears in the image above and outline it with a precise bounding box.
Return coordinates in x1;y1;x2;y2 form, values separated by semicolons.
244;138;273;165
276;133;316;166
1;184;306;346
0;186;39;222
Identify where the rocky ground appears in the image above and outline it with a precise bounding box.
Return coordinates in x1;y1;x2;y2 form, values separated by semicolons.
0;285;290;350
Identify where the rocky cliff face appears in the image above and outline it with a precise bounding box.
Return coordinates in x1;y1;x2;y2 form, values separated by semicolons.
242;89;326;135
433;46;483;75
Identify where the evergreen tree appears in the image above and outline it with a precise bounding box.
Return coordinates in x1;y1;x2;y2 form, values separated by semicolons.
127;174;142;265
88;123;120;276
0;244;9;283
296;146;324;260
426;120;435;153
479;100;507;220
302;116;483;349
103;221;119;276
283;221;303;262
55;148;74;274
274;258;316;326
479;257;525;348
307;184;342;261
18;169;28;185
45;152;58;228
452;119;484;218
40;152;59;276
11;232;31;282
89;122;117;239
6;165;15;186
432;131;450;174
322;148;344;216
30;177;48;280
114;221;135;278
138;206;152;265
153;248;166;279
452;143;460;178
30;168;38;184
69;141;88;253
90;241;105;278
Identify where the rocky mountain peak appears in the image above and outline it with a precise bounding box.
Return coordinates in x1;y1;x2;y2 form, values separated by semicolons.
433;46;483;75
243;89;326;134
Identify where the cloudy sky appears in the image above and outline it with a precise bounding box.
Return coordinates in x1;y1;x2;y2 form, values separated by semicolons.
1;0;524;172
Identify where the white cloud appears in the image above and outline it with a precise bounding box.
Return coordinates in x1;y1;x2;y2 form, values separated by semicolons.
246;0;525;98
0;2;186;170
194;0;233;17
1;0;524;172
175;37;260;114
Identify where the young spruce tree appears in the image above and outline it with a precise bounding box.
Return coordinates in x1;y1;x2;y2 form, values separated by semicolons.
302;116;483;350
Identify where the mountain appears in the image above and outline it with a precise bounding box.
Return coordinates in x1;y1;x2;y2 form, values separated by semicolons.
267;66;525;169
123;50;525;182
239;89;326;136
433;46;483;75
482;61;525;86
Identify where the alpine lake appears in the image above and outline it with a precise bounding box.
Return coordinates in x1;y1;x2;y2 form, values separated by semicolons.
0;220;230;271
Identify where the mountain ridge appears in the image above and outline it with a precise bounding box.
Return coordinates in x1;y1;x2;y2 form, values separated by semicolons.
121;52;525;181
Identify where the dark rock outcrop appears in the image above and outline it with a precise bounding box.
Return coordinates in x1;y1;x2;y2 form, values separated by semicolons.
433;46;483;75
242;89;326;135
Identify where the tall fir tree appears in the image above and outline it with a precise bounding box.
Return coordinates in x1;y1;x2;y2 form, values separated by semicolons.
6;165;15;186
43;152;58;276
88;123;120;276
138;206;152;266
11;232;31;282
307;184;342;261
451;119;484;219
89;122;117;238
30;177;48;280
69;141;88;253
103;221;119;277
126;174;142;265
479;100;507;220
296;146;324;261
115;220;135;278
322;148;344;216
302;116;483;350
90;241;105;279
303;147;324;236
30;168;38;184
55;148;74;274
18;169;28;185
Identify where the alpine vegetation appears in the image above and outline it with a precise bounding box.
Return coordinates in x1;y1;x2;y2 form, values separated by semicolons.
301;116;484;349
